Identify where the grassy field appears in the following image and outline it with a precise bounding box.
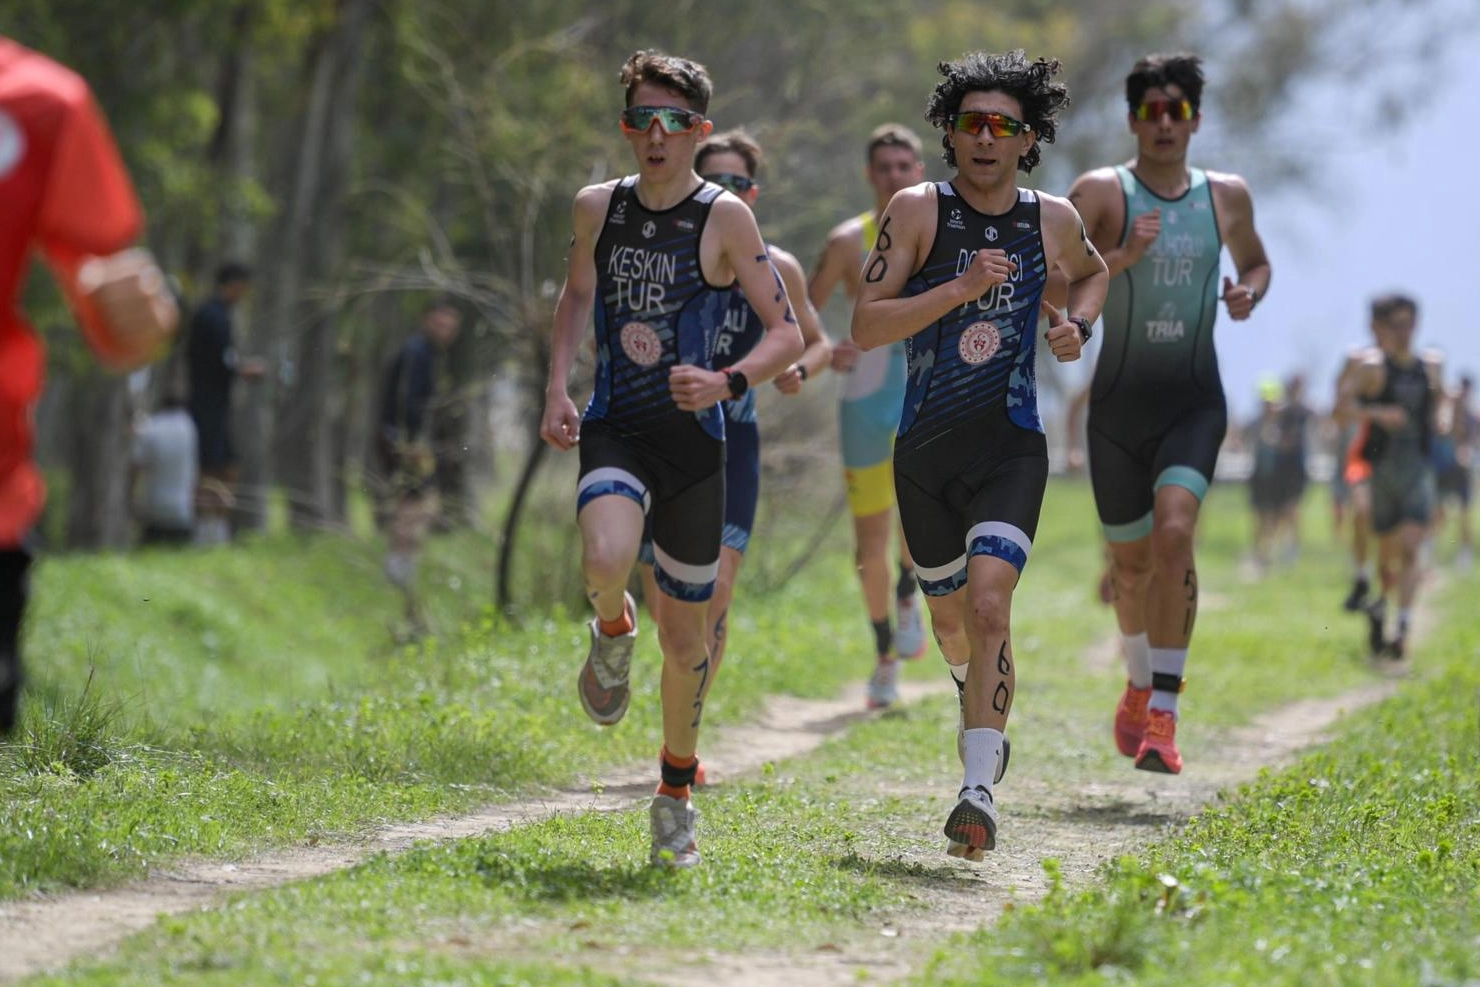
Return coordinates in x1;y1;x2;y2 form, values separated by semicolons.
2;467;869;900
12;478;1474;985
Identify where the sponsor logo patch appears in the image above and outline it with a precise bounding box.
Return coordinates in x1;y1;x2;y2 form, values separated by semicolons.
619;321;664;366
958;321;1002;365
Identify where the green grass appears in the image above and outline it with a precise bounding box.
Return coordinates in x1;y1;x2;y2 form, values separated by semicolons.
0;469;882;900
914;567;1480;987
28;479;1476;986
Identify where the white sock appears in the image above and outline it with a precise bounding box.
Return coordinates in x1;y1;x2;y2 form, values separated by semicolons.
1122;632;1152;689
1148;647;1187;717
962;727;1004;794
948;662;969;687
1357;563;1373;581
1398;609;1412;636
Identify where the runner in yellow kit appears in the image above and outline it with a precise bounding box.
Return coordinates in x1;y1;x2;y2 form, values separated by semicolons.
810;124;929;707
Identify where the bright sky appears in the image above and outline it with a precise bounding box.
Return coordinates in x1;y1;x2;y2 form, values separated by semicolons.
1212;36;1480;420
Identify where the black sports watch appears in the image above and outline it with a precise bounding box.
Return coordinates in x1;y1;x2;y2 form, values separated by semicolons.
722;367;749;399
1068;316;1093;342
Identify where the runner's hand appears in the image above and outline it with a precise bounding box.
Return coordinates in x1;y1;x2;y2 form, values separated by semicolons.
670;364;729;411
957;249;1015;300
1222;276;1257;321
1127;209;1160;259
831;337;860;372
1043;309;1084;363
773;363;805;395
540;391;581;450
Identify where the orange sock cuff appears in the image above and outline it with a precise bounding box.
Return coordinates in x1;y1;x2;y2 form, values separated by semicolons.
598;602;633;637
658;747;698;800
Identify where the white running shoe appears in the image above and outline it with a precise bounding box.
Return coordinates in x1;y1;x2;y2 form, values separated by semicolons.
649;794;701;869
578;592;637;725
866;656;900;709
944;785;998;859
894;594;928;660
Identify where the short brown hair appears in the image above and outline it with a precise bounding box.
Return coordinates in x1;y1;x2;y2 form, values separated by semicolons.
1371;293;1418;323
866;123;923;164
620;50;712;114
697;128;763;178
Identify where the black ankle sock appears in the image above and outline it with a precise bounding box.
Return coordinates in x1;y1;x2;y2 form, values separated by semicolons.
896;564;918;600
872;618;893;656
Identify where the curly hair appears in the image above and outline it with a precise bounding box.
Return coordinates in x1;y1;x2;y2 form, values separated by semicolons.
1125;53;1205;114
620;49;712;114
924;50;1069;173
697;128;763;178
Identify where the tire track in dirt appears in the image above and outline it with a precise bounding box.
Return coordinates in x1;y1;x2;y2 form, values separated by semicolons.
0;681;949;984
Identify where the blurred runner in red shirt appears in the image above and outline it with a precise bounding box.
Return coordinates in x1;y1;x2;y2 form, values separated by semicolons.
0;36;177;735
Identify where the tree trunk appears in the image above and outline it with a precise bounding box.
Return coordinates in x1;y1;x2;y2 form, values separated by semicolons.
63;371;132;550
266;0;376;531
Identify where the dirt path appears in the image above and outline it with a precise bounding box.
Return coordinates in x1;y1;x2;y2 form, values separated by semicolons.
0;681;948;984
638;679;1400;987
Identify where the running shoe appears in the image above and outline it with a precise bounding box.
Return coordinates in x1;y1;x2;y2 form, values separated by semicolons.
1382;635;1407;663
953;677;1011;781
1342;576;1371;612
1365;599;1386;657
944;785;998;859
578;592;636;726
649;794;701;869
894;594;929;660
1134;708;1183;774
866;655;900;709
1113;681;1153;757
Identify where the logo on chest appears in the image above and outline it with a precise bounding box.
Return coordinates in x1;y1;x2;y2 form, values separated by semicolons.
959;321;1002;365
620;321;663;367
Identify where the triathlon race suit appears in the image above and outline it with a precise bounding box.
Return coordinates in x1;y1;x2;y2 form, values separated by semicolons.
1088;165;1226;542
841;211;908;518
1433;402;1474;506
640;247;769;562
1366;356;1435;534
894;183;1050;596
578;176;729;601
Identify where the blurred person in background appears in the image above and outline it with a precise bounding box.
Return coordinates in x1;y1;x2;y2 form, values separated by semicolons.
1431;373;1475;569
186;261;263;545
377;296;462;637
1339;294;1439;661
809;123;931;708
131;390;197;546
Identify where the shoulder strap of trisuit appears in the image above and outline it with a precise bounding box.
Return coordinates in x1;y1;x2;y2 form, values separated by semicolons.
859;210;878;253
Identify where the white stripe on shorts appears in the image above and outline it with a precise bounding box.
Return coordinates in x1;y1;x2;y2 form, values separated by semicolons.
915;553;969;583
652;543;719;587
577;466;651;512
966;521;1033;557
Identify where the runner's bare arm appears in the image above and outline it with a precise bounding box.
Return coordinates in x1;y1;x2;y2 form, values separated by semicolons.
852;187;1012;349
541;184;609;450
769;247;831;394
1211;173;1271;321
1043;195;1109;326
1039;194;1108;363
1068;168;1151;279
671;197;804;411
1341;355;1404;430
807;222;859;310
